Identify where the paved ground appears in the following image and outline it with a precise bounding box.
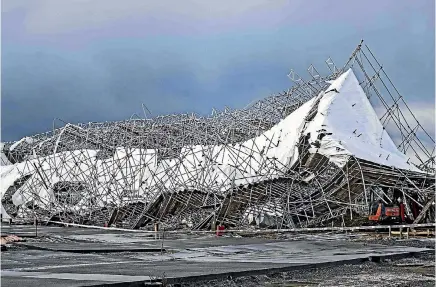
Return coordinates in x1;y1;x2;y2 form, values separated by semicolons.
1;224;433;287
185;239;435;287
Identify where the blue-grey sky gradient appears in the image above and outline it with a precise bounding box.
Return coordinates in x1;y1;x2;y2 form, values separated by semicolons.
2;0;435;142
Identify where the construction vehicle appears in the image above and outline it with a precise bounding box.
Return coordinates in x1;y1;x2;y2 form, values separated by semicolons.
368;200;406;224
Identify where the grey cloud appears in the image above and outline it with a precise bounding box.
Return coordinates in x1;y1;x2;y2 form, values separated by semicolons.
3;0;425;35
2;0;434;145
374;103;435;165
375;103;435;139
5;0;290;34
1;47;201;141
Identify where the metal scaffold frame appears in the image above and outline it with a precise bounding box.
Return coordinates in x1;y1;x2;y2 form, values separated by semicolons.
1;40;434;230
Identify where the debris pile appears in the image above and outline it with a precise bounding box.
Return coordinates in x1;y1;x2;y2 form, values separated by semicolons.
1;41;434;230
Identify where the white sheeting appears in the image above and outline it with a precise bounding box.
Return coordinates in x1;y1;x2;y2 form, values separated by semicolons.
0;98;315;212
0;143;12;166
305;68;421;172
9;137;34;151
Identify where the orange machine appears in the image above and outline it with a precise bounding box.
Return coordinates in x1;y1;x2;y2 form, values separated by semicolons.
368;201;405;223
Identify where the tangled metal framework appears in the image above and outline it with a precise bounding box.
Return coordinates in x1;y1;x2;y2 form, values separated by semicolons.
1;41;435;229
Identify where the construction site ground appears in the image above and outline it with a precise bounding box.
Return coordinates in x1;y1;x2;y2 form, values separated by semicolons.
1;224;435;287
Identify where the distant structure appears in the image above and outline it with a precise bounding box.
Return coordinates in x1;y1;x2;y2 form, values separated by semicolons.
1;41;434;229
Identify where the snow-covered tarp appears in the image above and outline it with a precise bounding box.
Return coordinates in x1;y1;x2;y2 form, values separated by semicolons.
305;69;421;172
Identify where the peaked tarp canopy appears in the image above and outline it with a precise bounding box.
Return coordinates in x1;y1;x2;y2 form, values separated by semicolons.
305;68;421;172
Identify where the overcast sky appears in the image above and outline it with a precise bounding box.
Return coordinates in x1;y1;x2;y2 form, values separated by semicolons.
1;0;435;143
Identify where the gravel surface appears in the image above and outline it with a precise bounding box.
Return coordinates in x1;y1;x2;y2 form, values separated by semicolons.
174;254;434;287
353;236;435;249
170;237;435;287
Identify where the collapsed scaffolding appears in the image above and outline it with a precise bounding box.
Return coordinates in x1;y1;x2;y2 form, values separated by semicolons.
1;40;435;230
